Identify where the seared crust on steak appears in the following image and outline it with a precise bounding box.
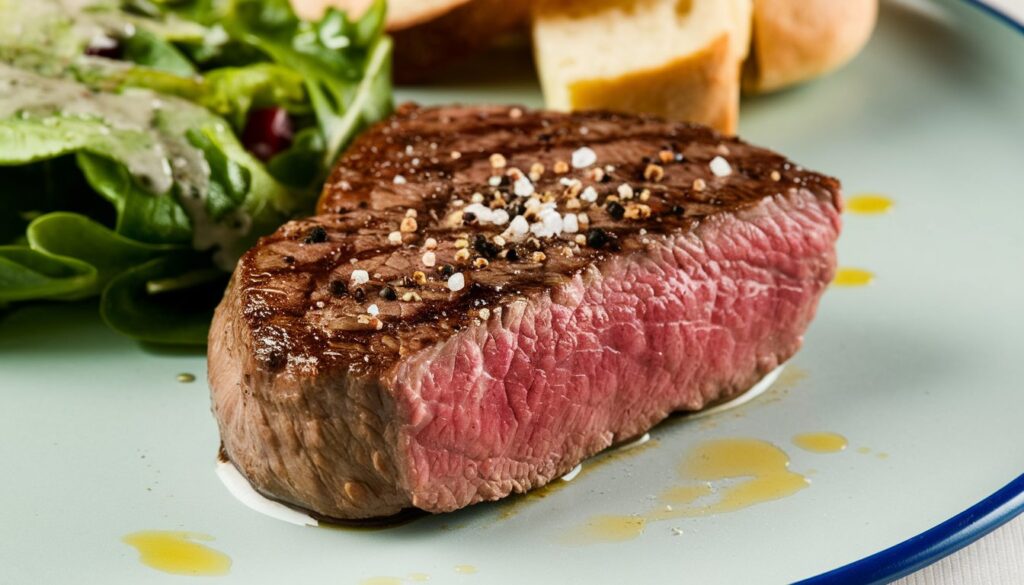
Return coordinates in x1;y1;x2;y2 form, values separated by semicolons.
209;104;841;519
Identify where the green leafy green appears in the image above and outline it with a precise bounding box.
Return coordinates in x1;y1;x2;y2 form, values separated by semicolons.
122;28;198;75
101;253;226;344
222;0;392;165
0;246;97;302
0;0;393;344
28;212;180;289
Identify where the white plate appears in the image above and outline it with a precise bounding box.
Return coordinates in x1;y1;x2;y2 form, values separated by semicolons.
2;1;1023;583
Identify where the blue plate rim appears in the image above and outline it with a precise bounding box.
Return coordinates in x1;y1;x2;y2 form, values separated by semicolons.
796;2;1024;583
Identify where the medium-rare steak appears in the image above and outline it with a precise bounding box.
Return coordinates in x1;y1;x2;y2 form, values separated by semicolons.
208;104;842;520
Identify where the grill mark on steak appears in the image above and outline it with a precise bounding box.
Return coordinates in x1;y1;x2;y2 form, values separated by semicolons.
239;105;837;375
210;104;842;519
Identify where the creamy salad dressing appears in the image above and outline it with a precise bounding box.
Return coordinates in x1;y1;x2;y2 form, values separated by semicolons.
1;0;113;57
0;64;252;268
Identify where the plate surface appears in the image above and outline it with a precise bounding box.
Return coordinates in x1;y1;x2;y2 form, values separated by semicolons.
2;1;1023;583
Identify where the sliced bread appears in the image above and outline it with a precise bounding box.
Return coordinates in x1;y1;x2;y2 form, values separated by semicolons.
531;0;753;134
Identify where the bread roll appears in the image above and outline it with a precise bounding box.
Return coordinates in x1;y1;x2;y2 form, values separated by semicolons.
743;0;877;93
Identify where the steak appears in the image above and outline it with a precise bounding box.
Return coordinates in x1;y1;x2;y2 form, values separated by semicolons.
208;104;842;520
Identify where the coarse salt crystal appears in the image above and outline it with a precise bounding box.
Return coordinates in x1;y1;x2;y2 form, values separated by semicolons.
491;209;510;226
422;251;437;267
540;208;563;235
351;270;369;285
447;272;466;292
563;213;579;234
514;175;535;197
509;215;529;237
393;175;407;185
617;183;634;199
580;186;598;203
710;156;732;177
388;231;402;244
571;146;597;169
367;304;379;316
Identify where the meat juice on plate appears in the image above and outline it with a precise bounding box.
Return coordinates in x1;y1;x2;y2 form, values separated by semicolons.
567;434;854;544
792;432;849;454
833;267;875;287
122;531;231;576
846;193;894;215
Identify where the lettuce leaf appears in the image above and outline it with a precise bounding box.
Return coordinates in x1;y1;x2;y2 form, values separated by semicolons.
0;0;392;344
223;0;392;165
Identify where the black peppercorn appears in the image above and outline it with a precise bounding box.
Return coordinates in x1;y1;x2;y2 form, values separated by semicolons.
473;234;501;259
303;226;327;244
330;280;348;296
671;205;685;216
353;288;366;302
439;264;455;277
586;228;609;248
379;286;397;301
508;201;527;217
606;201;625;220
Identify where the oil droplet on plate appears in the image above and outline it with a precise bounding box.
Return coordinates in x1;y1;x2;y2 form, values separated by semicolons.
671;438;809;516
563;515;647;544
567;439;811;542
177;373;196;383
408;573;431;582
856;446;872;455
792;432;848;453
833;268;874;287
454;564;478;574
122;531;230;576
847;194;893;215
659;484;712;505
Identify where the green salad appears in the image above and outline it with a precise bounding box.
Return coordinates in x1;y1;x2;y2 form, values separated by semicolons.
0;0;393;344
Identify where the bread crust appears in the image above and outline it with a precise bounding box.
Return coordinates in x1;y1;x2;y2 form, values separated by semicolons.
743;0;878;93
563;33;740;134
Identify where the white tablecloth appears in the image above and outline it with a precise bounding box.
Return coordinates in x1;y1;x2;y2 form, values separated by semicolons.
894;514;1024;584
